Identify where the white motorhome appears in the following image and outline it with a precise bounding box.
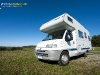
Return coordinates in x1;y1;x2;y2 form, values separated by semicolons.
35;13;92;66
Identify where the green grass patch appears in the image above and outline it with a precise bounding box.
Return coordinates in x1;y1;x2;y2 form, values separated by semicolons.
93;47;100;51
0;49;100;75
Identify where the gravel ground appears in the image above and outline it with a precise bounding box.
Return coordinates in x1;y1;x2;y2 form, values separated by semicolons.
71;51;100;67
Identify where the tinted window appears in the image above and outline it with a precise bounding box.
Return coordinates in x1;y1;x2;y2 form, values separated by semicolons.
68;16;73;23
88;36;90;41
78;30;83;38
84;32;87;38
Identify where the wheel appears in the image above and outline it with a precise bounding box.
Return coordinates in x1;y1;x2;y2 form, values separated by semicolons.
82;52;87;57
58;51;69;66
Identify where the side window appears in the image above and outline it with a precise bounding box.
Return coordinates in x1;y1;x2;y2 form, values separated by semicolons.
68;16;73;23
84;32;87;38
88;36;90;41
78;30;83;38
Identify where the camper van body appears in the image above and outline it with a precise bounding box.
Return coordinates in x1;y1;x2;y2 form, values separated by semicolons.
34;13;92;66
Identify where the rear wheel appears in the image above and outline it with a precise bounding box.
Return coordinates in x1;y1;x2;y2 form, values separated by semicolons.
82;51;87;57
58;51;69;66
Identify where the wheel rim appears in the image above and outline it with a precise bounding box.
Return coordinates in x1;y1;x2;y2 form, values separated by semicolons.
61;55;68;64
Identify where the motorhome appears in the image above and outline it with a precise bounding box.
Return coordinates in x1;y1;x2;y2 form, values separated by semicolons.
34;13;92;66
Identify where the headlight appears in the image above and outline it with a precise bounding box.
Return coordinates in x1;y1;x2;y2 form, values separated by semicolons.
46;44;52;48
52;44;57;48
46;44;57;48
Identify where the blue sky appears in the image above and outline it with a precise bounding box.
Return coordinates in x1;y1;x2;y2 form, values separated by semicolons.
0;0;100;46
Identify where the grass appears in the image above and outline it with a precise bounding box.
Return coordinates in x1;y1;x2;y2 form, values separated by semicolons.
93;47;100;51
0;48;100;75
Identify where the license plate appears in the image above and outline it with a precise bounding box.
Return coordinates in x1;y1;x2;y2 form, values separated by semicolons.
38;56;42;59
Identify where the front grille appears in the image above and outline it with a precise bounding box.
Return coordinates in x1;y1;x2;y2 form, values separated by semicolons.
36;53;48;57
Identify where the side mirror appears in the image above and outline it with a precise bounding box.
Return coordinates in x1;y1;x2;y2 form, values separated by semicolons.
65;31;73;41
67;35;71;40
65;34;71;41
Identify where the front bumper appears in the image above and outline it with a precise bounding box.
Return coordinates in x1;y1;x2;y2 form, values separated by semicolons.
34;49;62;61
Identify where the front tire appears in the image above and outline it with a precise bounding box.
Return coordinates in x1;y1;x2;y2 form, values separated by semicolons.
58;51;69;66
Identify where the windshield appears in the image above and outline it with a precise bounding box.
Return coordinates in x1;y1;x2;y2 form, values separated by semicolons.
42;29;65;41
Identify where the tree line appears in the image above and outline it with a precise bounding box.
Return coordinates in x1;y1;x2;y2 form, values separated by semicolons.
91;35;100;47
0;45;36;51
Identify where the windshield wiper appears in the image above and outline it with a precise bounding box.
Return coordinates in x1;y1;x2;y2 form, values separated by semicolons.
42;39;45;41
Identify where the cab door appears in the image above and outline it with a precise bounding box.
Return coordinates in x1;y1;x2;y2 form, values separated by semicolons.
65;30;75;48
63;30;76;57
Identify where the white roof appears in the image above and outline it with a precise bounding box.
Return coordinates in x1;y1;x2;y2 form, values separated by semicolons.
40;13;77;33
